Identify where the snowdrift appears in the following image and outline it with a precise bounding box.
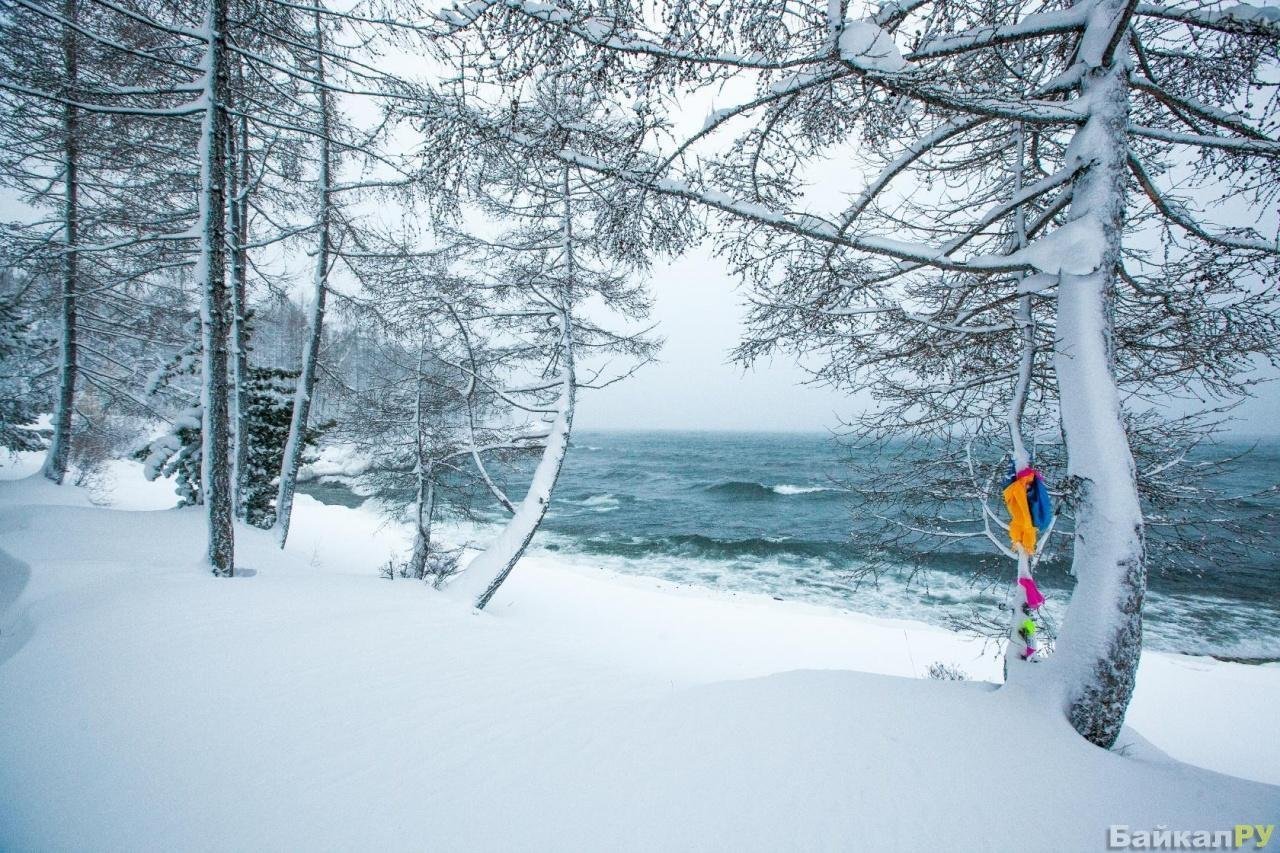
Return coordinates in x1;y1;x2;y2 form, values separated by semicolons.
0;476;1275;851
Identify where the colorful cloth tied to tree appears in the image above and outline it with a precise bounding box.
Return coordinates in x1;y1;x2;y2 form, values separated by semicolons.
1002;470;1037;553
1002;465;1054;555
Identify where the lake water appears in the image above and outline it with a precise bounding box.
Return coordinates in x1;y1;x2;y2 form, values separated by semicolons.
302;430;1280;659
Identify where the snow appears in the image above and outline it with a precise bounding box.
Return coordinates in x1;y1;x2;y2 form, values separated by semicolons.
298;440;373;481
0;472;1276;850
1007;216;1107;276
1218;2;1280;24
0;449;43;481
1140;1;1280;31
838;20;908;73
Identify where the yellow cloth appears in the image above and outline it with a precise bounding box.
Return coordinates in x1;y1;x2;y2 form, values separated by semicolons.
1003;472;1038;554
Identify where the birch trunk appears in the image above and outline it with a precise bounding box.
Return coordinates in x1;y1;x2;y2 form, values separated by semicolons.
273;3;331;548
42;0;79;485
1039;37;1146;748
199;0;235;576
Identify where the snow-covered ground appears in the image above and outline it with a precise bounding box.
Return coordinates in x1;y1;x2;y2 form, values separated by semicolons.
1;459;1276;851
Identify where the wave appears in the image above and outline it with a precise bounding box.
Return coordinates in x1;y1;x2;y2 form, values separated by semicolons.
563;493;621;512
772;484;835;496
532;531;1280;657
554;531;842;562
703;480;837;499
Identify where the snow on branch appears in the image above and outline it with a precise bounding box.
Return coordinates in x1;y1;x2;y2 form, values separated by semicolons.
1130;75;1275;141
908;6;1089;61
1135;1;1280;35
838;20;908;72
426;98;1042;274
1128;124;1280;156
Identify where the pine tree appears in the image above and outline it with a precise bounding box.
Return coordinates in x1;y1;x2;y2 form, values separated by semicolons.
242;366;312;529
138;363;315;526
0;273;50;453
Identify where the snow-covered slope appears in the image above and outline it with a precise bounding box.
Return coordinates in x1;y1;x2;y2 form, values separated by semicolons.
0;476;1275;851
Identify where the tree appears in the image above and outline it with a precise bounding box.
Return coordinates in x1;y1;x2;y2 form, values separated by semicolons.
194;0;235;575
0;0;201;483
414;69;672;608
241;366;313;528
0;0;428;575
424;0;1280;744
0;271;50;452
139;361;314;525
330;314;485;584
272;1;337;548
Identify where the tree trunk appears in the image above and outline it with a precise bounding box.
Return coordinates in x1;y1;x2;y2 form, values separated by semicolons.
465;358;574;611
408;461;436;580
273;3;331;548
1002;290;1040;684
199;0;235;576
462;168;579;610
42;0;79;486
1003;123;1039;682
227;89;250;519
1040;50;1145;748
406;336;433;579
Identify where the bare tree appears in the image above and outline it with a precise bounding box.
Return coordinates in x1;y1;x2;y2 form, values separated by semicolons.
0;0;201;483
413;68;676;608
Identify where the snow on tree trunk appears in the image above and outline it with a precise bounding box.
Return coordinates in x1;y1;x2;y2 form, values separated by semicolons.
41;0;79;486
273;4;331;549
228;105;250;519
452;303;575;611
1038;43;1145;749
198;0;235;576
408;461;436;580
1003;123;1039;683
405;336;434;579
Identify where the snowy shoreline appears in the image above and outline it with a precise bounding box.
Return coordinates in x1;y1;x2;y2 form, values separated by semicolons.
1;466;1277;850
288;437;1280;664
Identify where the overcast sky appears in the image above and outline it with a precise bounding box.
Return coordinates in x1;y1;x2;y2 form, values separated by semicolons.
568;85;1280;436
577;244;1280;436
575;246;853;432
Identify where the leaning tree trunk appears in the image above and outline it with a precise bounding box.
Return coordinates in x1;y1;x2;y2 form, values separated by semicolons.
199;0;235;576
273;2;332;548
465;354;574;611
460;166;579;610
1040;41;1145;749
454;289;576;611
42;0;79;486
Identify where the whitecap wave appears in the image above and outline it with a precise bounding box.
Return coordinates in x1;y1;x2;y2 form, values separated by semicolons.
771;484;833;495
565;493;621;512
